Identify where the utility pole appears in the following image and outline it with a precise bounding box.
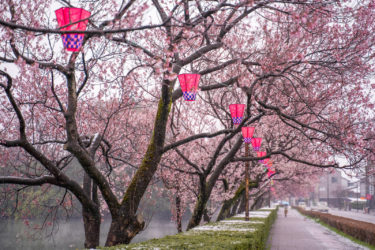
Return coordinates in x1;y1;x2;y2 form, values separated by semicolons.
327;173;330;207
269;186;271;208
245;143;250;221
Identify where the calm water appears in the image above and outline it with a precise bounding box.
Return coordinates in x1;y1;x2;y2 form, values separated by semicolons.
0;217;180;249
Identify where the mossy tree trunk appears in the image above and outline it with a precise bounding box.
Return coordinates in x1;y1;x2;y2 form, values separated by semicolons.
186;193;209;230
237;193;246;215
105;78;174;246
105;213;145;246
217;180;258;221
186;174;208;230
186;138;245;230
251;191;266;210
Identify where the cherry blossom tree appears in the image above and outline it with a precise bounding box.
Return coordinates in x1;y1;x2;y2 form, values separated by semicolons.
1;0;375;248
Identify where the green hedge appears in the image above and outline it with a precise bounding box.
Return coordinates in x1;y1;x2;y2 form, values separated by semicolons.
100;208;278;250
294;206;375;246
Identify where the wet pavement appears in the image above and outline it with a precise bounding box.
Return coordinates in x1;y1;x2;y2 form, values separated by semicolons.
267;208;369;250
326;208;375;224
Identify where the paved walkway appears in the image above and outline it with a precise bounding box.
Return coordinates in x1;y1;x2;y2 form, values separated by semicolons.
267;208;368;250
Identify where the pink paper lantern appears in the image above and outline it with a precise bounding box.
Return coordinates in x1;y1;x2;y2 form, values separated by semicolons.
257;151;266;163
178;74;201;101
241;127;255;143
229;104;245;125
55;7;91;52
251;138;262;151
268;169;276;178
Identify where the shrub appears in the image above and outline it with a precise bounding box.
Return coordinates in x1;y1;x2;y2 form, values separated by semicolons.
100;207;278;250
294;206;375;246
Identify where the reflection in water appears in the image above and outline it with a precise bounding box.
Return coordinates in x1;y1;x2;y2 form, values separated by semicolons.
0;217;180;250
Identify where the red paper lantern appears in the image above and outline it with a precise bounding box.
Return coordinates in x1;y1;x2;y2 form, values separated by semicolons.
251;138;262;151
178;74;201;101
268;169;276;178
229;104;245;125
257;151;266;163
55;7;91;52
264;158;270;165
241;127;255;143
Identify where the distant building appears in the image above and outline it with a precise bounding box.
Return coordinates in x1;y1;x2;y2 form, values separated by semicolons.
308;161;375;210
314;171;351;208
359;160;375;209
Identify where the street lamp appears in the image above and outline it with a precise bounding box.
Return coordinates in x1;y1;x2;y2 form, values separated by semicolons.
241;126;255;221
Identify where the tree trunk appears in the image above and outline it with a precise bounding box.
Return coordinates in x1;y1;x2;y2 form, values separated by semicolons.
187;137;245;228
203;209;211;223
216;180;259;221
82;207;101;248
82;170;101;248
251;192;265;210
186;193;208;230
103;79;174;245
232;195;242;215
176;194;182;233
236;193;245;214
105;214;145;246
217;199;233;221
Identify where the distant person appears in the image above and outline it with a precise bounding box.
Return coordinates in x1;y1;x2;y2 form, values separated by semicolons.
284;205;288;218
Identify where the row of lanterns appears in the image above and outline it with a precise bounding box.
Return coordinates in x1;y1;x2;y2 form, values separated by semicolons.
178;73;277;182
241;127;274;175
179;72;279;201
241;124;276;196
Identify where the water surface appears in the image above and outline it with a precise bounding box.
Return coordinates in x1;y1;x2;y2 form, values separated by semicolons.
0;217;180;249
